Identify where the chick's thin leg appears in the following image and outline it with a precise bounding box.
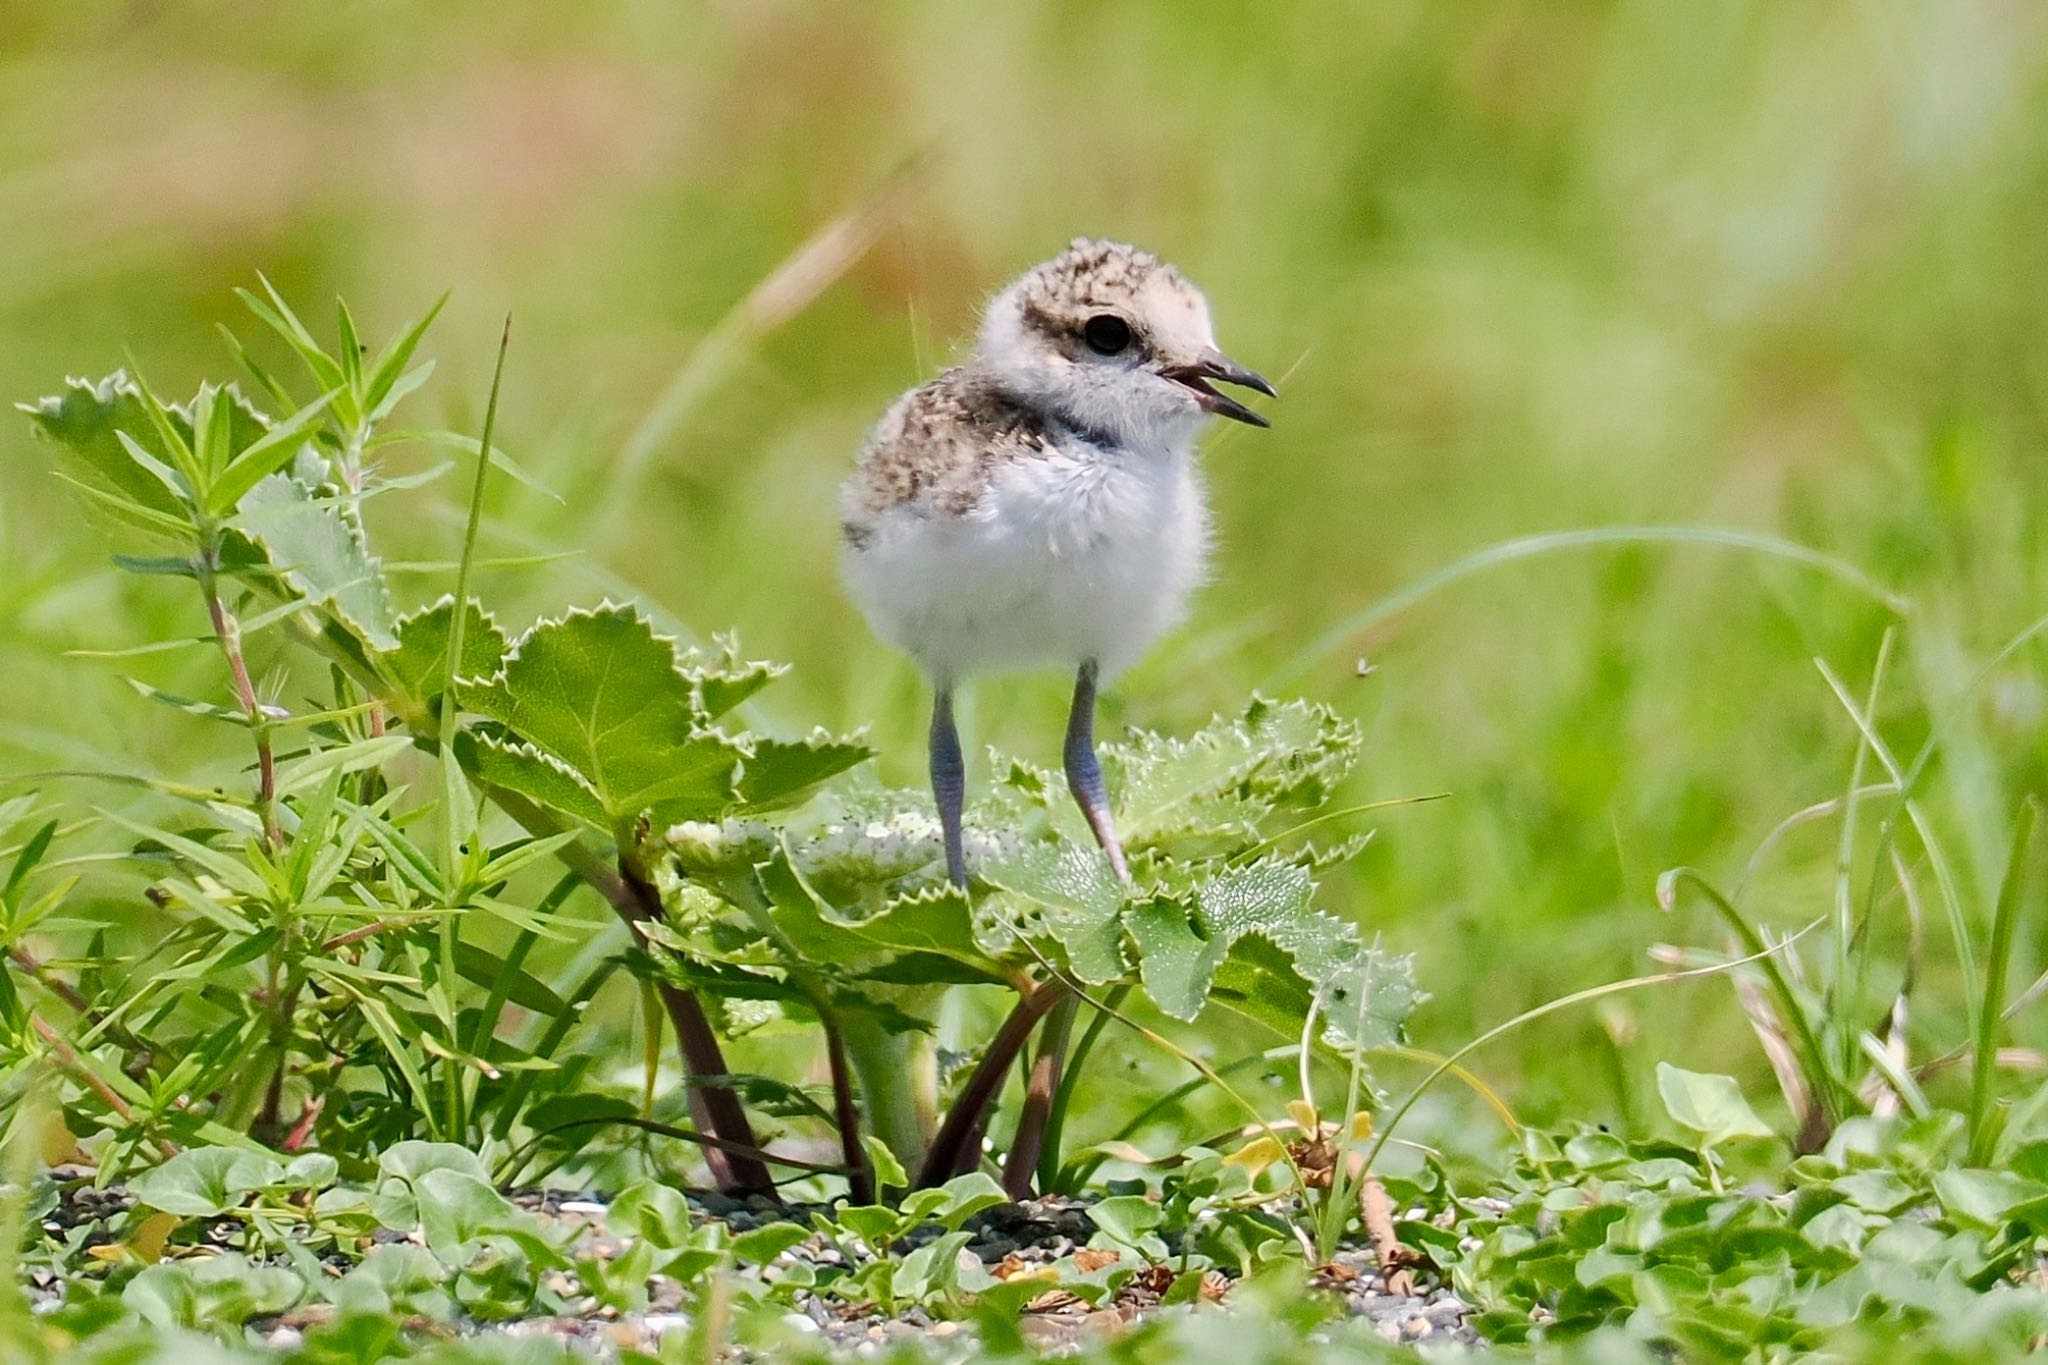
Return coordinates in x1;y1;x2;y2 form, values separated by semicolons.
930;686;968;887
1064;660;1131;884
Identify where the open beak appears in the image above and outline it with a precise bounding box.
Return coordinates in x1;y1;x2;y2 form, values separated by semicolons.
1163;348;1277;428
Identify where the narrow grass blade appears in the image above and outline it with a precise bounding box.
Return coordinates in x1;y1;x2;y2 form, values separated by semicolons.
1971;798;2036;1164
1279;526;1908;683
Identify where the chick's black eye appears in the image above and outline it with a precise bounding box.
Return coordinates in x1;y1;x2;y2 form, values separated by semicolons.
1083;314;1132;356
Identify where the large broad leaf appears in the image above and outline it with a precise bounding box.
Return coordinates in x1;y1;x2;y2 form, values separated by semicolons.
739;732;871;810
236;473;398;649
1125;859;1416;1050
385;596;508;703
1210;935;1420;1053
21;373;272;540
1108;697;1359;845
979;840;1126;985
459;605;743;831
757;848;1008;978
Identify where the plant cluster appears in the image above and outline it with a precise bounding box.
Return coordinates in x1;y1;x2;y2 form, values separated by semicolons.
0;286;1416;1224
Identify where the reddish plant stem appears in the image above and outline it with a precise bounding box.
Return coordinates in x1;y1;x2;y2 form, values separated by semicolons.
30;1014;176;1159
10;947;95;1019
282;1095;324;1153
1000;993;1077;1200
199;561;280;849
319;916;434;953
821;1014;873;1204
915;979;1068;1190
614;862;774;1194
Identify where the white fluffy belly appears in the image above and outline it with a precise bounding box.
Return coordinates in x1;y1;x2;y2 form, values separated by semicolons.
842;445;1208;685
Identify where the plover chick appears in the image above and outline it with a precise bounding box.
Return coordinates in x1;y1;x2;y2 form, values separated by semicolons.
840;238;1274;887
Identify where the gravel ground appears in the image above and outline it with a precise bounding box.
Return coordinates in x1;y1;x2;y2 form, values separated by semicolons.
31;1179;1480;1359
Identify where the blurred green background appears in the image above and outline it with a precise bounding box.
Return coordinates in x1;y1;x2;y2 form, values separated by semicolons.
5;1;2048;1156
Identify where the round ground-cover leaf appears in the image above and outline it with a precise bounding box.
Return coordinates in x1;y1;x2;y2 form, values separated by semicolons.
371;1141;492;1229
129;1147;285;1217
730;1222;811;1265
1933;1167;2048;1230
415;1166;523;1266
124;1253;307;1331
1656;1064;1773;1148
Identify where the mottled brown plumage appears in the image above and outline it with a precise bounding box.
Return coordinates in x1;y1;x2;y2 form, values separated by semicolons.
840;369;1056;540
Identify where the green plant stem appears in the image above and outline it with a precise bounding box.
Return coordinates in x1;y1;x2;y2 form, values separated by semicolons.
916;980;1068;1189
28;1015;175;1159
839;1013;932;1182
1040;985;1125;1193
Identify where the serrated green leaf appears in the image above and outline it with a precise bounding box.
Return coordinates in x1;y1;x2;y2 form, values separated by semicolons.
980;840;1126;985
738;732;871;811
1110;697;1359;844
468;733;610;828
1210;935;1418;1053
20;373;189;518
1125;859;1410;1045
385;596;508;703
459;605;742;829
758;849;1004;975
236;473;398;648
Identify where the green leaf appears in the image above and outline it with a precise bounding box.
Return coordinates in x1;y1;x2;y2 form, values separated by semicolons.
459;605;743;829
364;292;448;416
861;1134;909;1193
236;473;398;649
130;1147;284;1217
738;732;871;811
758;849;1005;975
1932;1167;2048;1229
469;732;611;828
1210;934;1419;1053
385;596;509;703
687;643;785;720
20;373;190;518
1657;1064;1773;1148
205;386;342;514
451;941;567;1016
981;840;1126;984
414;1166;522;1266
1087;1194;1166;1249
730;1222;810;1265
1126;859;1369;1023
1110;697;1360;844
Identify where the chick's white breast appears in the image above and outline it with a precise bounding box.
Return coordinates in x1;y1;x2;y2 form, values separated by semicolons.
840;375;1208;684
